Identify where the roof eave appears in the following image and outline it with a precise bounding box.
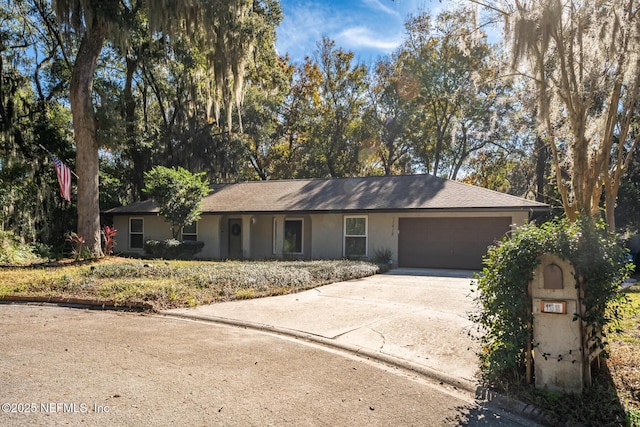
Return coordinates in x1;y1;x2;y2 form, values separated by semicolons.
195;205;550;216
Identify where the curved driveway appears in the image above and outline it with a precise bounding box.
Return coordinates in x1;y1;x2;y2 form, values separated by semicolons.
168;268;481;389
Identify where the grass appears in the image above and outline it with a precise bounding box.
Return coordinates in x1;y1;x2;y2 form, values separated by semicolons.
607;285;640;426
0;257;379;310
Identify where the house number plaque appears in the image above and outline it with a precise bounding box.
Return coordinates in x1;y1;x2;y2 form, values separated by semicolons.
540;300;567;314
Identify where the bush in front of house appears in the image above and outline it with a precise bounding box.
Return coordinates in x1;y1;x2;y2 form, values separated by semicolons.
144;239;205;259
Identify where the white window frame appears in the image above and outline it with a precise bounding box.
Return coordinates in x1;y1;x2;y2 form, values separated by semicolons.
182;221;198;241
129;217;144;250
284;218;304;255
272;217;278;254
343;215;368;258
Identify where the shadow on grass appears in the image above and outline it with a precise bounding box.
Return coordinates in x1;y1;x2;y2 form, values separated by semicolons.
0;259;95;269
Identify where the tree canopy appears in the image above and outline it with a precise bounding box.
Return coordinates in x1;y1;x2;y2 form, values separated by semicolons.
497;0;640;229
2;0;640;254
144;166;210;239
51;0;281;254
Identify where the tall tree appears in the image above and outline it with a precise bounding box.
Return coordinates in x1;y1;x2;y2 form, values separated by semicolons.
242;54;294;180
362;58;413;176
52;0;278;255
396;8;501;178
297;38;368;178
492;0;640;229
0;0;75;247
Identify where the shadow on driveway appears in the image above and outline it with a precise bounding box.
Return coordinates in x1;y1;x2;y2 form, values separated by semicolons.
385;268;478;279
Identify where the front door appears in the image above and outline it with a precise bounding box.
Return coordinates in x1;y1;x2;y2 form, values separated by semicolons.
228;219;243;259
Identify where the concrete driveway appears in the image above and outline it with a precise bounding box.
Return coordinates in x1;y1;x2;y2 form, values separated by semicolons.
167;268;482;390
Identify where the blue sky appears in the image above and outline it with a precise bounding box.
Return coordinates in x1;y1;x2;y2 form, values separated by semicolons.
276;0;441;64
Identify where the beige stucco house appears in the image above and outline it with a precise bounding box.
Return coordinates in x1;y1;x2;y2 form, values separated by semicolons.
105;174;549;270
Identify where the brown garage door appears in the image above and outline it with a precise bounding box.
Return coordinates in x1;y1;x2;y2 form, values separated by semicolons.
398;217;512;270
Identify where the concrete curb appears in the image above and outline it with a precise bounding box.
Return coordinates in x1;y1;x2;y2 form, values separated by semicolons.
476;386;556;426
161;310;557;426
159;310;478;394
0;295;153;311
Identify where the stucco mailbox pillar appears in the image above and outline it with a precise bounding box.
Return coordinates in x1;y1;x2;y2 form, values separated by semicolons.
531;253;583;393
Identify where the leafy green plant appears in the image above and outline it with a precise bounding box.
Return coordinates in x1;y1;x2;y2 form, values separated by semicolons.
66;232;94;261
31;242;58;261
627;407;640;427
372;247;393;265
470;217;633;386
144;166;210;239
0;230;39;264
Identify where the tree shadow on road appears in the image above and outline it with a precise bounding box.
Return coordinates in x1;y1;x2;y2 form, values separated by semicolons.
456;360;630;426
386;268;477;279
446;403;542;426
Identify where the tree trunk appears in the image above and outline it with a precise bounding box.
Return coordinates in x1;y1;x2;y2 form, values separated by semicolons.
69;18;107;256
604;180;617;232
124;56;147;200
535;135;547;203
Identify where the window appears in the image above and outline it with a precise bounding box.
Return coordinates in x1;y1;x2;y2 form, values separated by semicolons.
272;218;278;254
284;219;303;254
130;218;144;249
182;222;197;241
344;216;367;258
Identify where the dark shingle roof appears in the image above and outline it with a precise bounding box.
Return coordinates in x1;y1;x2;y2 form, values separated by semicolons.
105;175;548;215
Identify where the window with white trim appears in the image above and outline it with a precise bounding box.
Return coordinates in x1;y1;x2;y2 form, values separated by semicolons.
344;216;367;258
284;219;303;254
272;217;278;254
182;221;197;241
130;218;144;249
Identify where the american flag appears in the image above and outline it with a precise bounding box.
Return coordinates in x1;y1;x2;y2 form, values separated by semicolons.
51;154;72;201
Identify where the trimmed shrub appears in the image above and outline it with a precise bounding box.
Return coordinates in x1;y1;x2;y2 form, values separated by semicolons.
144;239;205;259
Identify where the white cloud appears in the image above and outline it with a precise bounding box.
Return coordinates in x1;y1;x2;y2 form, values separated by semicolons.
277;0;434;62
338;26;403;52
362;0;400;16
276;2;346;61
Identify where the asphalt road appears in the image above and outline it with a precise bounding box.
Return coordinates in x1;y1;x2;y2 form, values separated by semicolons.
0;271;542;426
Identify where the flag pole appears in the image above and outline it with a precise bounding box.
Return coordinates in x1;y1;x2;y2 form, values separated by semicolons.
38;144;79;178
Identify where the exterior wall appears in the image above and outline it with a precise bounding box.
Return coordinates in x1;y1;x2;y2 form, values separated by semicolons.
112;214;171;254
112;214;221;259
112;216;129;251
308;210;525;265
308;214;342;259
198;215;221;259
251;215;273;259
112;210;528;262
